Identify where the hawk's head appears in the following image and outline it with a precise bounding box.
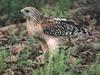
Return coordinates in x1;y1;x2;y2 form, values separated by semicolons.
21;7;41;22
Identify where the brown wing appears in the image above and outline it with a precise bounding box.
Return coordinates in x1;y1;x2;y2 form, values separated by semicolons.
40;19;91;37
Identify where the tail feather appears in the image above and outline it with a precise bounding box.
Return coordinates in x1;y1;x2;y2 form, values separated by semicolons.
79;27;92;35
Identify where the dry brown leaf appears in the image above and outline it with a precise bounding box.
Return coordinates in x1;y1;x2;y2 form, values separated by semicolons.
3;72;9;75
67;56;76;64
0;37;8;41
4;55;17;63
2;69;14;75
0;31;3;37
9;44;24;53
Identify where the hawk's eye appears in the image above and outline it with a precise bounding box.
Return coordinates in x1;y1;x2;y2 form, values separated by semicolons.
25;10;29;13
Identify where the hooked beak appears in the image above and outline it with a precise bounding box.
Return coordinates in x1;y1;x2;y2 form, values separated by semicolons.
20;9;24;13
20;9;27;19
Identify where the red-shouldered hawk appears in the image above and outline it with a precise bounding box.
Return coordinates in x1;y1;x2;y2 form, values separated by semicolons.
20;7;91;53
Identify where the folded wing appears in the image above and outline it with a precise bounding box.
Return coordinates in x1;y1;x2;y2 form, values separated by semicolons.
40;19;91;37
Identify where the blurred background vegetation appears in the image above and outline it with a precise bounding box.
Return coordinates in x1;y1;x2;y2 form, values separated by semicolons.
0;0;100;27
0;0;100;75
